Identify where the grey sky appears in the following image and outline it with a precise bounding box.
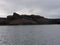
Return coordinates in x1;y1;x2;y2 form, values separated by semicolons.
0;0;60;18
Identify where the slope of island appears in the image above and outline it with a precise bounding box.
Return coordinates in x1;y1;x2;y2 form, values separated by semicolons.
0;12;60;25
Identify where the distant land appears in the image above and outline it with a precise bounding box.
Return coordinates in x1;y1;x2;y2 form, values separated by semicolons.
0;12;60;25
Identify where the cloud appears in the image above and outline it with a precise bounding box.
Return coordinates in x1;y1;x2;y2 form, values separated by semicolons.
0;0;60;18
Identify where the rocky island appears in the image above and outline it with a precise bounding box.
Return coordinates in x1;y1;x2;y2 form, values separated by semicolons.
0;12;60;25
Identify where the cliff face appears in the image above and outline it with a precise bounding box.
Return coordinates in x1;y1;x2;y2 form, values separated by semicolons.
0;12;60;25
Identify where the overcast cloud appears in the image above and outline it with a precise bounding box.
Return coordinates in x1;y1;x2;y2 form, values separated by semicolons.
0;0;60;18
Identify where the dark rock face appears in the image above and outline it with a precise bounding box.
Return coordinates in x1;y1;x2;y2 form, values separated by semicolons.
0;12;60;25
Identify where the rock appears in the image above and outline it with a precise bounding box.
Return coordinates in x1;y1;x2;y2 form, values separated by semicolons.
9;19;37;25
12;12;21;19
0;12;60;25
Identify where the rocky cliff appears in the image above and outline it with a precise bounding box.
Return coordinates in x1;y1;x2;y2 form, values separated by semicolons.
0;12;60;25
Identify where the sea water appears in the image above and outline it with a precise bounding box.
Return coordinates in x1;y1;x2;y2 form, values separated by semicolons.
0;25;60;45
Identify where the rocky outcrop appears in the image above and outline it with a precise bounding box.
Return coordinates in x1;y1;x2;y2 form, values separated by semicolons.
0;12;60;25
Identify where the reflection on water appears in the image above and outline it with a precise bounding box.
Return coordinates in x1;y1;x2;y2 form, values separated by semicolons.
0;25;60;45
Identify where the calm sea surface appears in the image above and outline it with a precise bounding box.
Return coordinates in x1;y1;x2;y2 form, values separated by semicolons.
0;25;60;45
